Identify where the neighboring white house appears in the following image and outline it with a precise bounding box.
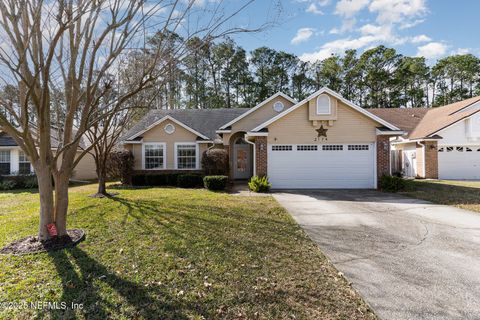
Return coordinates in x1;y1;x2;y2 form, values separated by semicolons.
0;131;97;180
0;133;33;175
371;96;480;180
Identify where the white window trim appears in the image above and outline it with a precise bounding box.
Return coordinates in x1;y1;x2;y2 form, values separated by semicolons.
273;101;285;112
164;123;175;134
0;149;11;175
316;94;331;115
18;150;33;174
142;142;166;170
174;142;199;170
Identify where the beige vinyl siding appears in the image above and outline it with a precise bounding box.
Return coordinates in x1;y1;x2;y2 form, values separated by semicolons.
125;144;142;170
141;119;198;170
223;96;295;145
125;119;210;170
308;93;338;121
267;99;378;144
416;144;425;178
198;143;209;159
222;132;231;146
72;152;97;180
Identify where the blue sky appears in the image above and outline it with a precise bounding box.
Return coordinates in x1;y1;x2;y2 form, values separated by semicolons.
232;0;480;62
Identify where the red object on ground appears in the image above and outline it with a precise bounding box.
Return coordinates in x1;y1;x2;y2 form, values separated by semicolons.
46;223;58;237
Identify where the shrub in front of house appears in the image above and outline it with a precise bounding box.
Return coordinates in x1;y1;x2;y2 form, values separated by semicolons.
0;179;17;190
177;174;204;188
132;173;180;187
248;175;271;193
0;174;38;190
203;175;228;191
107;150;134;185
379;174;407;192
202;149;229;175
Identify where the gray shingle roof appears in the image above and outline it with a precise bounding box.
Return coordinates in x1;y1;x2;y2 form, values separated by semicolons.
0;129;86;149
0;132;17;146
122;108;249;141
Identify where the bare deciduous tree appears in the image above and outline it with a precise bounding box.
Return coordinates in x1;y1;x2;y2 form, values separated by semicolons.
0;0;263;241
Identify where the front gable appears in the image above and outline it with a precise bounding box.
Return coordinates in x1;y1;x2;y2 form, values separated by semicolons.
266;96;379;144
219;92;296;133
253;87;399;133
436;112;480;145
142;118;198;142
126;115;210;142
124;116;207;171
250;88;400;144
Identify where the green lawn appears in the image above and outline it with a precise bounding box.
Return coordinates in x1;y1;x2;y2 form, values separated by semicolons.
0;184;375;319
402;179;480;213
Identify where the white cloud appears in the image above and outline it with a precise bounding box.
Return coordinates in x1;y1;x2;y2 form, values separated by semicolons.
410;34;431;43
300;0;443;63
291;28;316;45
416;42;448;59
335;0;370;18
359;23;384;35
300;35;380;62
306;3;324;14
399;19;425;30
301;21;410;62
453;48;471;55
369;0;427;24
318;0;331;5
329;18;357;34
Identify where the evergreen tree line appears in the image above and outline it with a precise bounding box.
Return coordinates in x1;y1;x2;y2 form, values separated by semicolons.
138;31;480;110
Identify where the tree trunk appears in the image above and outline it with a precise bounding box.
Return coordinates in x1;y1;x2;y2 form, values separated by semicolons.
97;168;107;195
54;174;70;237
36;166;55;241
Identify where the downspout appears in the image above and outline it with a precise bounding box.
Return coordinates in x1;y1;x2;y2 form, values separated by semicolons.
418;141;426;178
245;135;256;177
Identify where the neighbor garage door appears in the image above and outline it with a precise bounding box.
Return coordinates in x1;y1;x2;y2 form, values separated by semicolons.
438;146;480;179
268;143;375;189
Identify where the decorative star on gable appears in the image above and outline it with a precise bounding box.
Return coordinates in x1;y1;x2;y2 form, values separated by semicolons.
316;125;328;138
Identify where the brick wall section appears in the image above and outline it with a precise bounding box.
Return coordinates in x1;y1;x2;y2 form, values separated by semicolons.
255;136;268;177
376;135;390;182
424;141;438;179
223;144;232;179
415;141;438;179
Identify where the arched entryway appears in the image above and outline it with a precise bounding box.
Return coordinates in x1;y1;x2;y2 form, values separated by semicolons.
231;135;253;180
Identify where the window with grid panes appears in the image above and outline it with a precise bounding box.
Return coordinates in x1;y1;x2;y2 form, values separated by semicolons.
0;150;10;175
144;144;164;169
177;144;196;169
19;151;31;174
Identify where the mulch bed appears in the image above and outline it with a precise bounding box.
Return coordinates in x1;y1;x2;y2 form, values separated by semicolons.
0;229;85;256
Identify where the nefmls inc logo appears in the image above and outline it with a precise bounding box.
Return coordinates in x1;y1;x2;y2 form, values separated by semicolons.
30;301;84;310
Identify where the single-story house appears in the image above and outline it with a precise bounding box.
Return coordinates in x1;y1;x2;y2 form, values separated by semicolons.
0;131;97;181
370;96;480;180
121;87;403;189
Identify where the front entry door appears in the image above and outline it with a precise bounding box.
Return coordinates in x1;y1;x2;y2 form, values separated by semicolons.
233;138;252;179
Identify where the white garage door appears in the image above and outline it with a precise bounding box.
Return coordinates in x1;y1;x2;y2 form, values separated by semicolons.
438;146;480;179
268;143;375;189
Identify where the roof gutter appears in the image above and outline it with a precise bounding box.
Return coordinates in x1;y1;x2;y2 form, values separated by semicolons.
244;134;256;177
375;129;404;136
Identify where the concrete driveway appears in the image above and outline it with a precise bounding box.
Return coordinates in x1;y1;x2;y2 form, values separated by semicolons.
273;190;480;320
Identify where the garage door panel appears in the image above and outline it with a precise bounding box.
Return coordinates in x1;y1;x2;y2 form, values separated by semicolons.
268;143;375;189
271;178;373;189
439;146;480;179
269;172;373;180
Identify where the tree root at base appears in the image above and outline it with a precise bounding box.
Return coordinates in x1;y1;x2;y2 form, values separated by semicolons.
0;229;85;255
